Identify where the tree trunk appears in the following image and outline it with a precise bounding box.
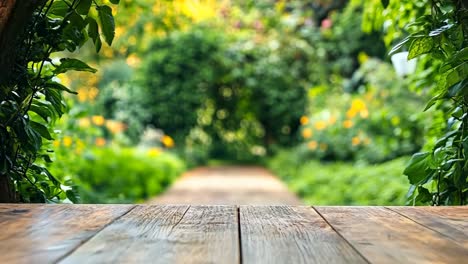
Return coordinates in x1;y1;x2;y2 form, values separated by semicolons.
0;0;44;202
0;0;44;84
0;175;17;202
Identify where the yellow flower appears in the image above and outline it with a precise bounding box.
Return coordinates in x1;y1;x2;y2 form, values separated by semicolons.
343;120;354;129
307;141;318;150
360;109;369;118
148;147;162;157
352;136;361;146
314;121;327;131
78;118;91;128
63;136;73;147
115;26;124;38
319;143;328;151
92;115;105;126
302;128;313;139
346;109;357;119
87;87;99;101
126;54;141;67
75;140;85;154
106;120;126;134
95;137;106;147
328;115;337;124
351;99;366;112
161;135;175;148
77;88;88;102
53;140;60;147
300;116;309;125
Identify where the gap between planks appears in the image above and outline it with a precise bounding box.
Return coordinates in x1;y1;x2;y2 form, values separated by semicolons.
58;205;359;264
311;206;371;264
54;205;138;264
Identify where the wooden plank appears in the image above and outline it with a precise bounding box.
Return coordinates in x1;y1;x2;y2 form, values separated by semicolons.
0;204;133;264
240;206;367;264
316;206;468;264
60;205;239;264
387;206;468;248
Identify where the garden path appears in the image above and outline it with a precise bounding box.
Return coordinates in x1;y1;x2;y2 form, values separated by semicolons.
148;166;302;205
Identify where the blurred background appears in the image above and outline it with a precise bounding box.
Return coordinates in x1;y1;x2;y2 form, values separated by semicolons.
48;0;434;205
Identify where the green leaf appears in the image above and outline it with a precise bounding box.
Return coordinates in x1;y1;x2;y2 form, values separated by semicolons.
403;152;433;184
45;88;66;117
66;190;79;203
415;186;432;204
87;17;102;52
54;58;97;74
109;0;120;4
29;104;52;122
408;37;433;59
429;24;454;37
424;93;443;111
389;36;412;56
98;5;115;45
447;79;468;97
45;81;78;94
76;0;92;15
381;0;389;8
451;47;468;62
30;121;53;140
434;130;459;148
49;1;70;17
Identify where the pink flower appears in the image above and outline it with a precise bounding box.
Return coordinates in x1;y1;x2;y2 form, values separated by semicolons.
321;18;332;29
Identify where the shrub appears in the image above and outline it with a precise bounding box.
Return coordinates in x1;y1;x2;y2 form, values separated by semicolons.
268;150;410;205
299;58;427;163
139;27;225;142
50;147;185;203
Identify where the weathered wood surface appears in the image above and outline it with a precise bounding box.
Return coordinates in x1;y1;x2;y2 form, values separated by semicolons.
61;205;239;264
0;204;133;263
150;166;302;205
315;206;468;264
387;206;468;247
240;206;367;264
0;205;466;264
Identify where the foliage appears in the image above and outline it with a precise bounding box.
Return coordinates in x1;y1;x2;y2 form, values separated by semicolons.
0;0;117;202
299;58;426;163
50;146;184;203
362;0;468;205
268;149;410;205
137;24;309;161
139;28;225;142
317;3;387;78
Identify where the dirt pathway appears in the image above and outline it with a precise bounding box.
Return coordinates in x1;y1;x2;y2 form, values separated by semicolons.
148;166;302;205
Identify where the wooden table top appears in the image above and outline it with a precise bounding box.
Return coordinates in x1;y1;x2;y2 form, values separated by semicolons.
0;205;466;263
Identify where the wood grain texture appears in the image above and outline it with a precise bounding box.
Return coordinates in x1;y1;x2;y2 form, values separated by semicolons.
0;204;133;264
240;206;367;264
60;205;239;264
387;206;468;248
316;206;468;264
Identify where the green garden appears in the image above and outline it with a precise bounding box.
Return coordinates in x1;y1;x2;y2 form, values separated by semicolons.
0;0;467;206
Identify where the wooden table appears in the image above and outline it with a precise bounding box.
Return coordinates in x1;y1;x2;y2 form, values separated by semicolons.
0;205;466;263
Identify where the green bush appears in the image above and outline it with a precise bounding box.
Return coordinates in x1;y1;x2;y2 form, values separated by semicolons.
299;58;427;163
139;27;225;142
137;25;309;161
51;147;185;203
268;150;410;205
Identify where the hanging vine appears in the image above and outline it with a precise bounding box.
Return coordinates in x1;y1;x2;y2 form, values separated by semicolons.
0;0;118;202
358;0;467;205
